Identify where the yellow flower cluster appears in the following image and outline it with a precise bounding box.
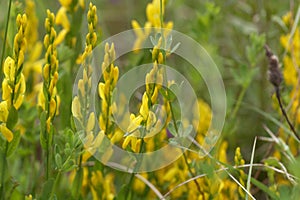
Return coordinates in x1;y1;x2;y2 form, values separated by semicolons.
55;0;85;46
90;170;115;200
0;14;27;142
280;11;300;125
74;166;116;200
131;0;173;51
129;140;240;199
70;5;114;198
23;0;43;102
122;62;163;152
38;10;60;132
234;147;246;198
25;0;38;49
72;2;97;124
77;3;98;64
98;43;119;135
71;2;109;163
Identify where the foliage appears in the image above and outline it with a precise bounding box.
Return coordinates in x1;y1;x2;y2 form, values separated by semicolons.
0;0;299;200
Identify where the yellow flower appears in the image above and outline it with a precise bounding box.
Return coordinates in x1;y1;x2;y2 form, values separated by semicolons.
126;114;143;135
0;101;9;123
0;124;13;142
71;96;81;119
131;0;173;51
3;56;16;81
86;112;95;132
131;20;152;52
25;194;33;200
140;93;149;119
56;7;70;31
98;43;119;134
122;135;141;153
133;173;148;194
2;79;12;102
146;0;165;28
282;56;297;86
59;0;72;8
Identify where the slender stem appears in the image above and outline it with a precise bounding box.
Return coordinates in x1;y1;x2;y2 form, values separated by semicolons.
182;152;201;192
0;0;12;83
231;84;248;120
167;98;202;193
50;170;61;198
46;136;50;180
125;122;147;200
0;141;8;200
275;87;300;141
160;0;163;29
159;0;166;59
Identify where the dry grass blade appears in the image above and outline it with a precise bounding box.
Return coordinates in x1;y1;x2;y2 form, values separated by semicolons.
162;161;297;198
246;137;257;200
107;162;165;199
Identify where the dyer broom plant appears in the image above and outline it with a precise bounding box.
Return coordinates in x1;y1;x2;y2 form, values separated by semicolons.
0;13;27;200
38;10;60;181
0;0;300;199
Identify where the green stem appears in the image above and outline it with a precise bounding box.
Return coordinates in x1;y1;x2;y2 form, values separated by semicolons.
167;98;202;193
125;123;147;200
50;170;61;198
160;0;163;29
46;136;50;180
0;141;8;200
0;0;12;83
159;0;166;59
182;152;201;192
231;84;248;120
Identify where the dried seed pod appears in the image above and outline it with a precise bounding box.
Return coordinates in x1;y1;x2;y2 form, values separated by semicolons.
264;44;283;87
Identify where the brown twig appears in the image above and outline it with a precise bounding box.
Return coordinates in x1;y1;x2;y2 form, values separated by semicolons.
264;45;300;141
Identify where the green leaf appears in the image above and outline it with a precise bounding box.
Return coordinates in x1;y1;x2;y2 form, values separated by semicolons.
63;163;77;172
159;88;169;100
71;168;83;198
7;130;21;157
251;177;280;200
167;122;177;137
182;125;193;137
176;120;183;136
264;157;281;168
6;106;18;130
116;184;131;200
57;44;74;62
55;154;62;169
64;144;71;155
40;178;55;200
